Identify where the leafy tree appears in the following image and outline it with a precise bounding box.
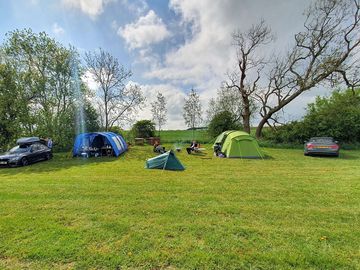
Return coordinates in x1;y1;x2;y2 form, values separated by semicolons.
85;48;145;130
183;88;202;139
208;111;242;138
131;120;155;139
206;84;248;126
266;89;360;143
151;92;167;137
1;29;100;151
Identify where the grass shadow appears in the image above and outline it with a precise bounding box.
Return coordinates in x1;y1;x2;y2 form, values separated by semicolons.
0;152;123;176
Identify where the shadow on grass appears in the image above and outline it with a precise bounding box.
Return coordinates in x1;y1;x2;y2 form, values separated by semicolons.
304;152;359;160
0;152;122;176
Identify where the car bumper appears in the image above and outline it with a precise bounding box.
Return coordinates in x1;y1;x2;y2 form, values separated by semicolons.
304;150;339;156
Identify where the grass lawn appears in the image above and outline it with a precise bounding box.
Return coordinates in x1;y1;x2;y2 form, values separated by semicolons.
0;145;360;269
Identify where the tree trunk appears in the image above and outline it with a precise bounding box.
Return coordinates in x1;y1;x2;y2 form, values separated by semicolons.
242;96;251;134
104;101;108;131
255;114;271;138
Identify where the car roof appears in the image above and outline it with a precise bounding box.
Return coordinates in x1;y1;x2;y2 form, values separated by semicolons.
16;137;40;145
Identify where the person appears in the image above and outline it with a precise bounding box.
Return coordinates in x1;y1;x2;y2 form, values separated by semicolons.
186;140;197;154
47;137;53;150
213;143;221;156
153;141;165;154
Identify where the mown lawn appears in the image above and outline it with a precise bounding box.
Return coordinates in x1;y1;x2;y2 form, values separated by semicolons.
0;145;360;269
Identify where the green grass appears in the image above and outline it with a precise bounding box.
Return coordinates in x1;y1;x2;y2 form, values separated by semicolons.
1;146;360;269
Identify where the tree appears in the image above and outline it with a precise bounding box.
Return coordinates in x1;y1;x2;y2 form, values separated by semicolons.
206;84;246;126
227;19;274;134
208;111;242;138
255;0;360;138
84;48;145;130
131;120;155;138
151;92;167;137
265;88;360;143
1;29;100;151
183;88;202;139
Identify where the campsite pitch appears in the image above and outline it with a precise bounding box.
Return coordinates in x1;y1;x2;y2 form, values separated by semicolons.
0;146;359;269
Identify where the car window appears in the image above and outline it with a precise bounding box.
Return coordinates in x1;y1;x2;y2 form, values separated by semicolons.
9;145;30;153
309;137;333;143
31;144;41;152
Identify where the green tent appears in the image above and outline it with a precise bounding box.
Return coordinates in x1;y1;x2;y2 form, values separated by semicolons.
213;130;263;159
145;150;185;170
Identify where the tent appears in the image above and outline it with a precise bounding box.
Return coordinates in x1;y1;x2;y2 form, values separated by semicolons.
73;132;127;157
213;130;263;158
145;150;185;171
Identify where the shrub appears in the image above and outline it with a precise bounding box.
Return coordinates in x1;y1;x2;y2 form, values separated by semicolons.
208;110;242;138
131;120;155;138
264;89;360;143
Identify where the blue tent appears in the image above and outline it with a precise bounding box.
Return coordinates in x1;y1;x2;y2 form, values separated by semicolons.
73;132;127;157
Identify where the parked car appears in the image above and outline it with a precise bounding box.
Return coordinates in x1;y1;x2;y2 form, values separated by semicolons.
304;137;339;157
0;138;52;167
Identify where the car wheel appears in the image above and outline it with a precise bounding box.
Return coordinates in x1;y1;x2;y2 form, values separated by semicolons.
21;157;29;166
46;153;52;160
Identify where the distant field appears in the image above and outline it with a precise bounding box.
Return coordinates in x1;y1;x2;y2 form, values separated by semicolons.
159;130;212;144
0;145;360;269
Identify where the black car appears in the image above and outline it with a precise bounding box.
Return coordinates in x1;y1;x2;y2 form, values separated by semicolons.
0;141;52;167
304;137;340;157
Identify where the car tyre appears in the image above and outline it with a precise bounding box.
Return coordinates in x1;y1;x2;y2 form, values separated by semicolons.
46;153;52;160
21;157;29;166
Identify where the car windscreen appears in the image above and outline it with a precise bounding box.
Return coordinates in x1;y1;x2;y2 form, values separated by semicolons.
309;138;333;143
9;145;30;153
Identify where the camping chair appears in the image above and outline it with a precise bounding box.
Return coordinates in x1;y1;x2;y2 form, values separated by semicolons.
194;143;206;154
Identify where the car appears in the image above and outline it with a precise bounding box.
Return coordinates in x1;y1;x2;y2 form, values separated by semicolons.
0;138;52;167
304;137;339;157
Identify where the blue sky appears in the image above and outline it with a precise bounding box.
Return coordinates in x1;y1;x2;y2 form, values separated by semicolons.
0;0;327;129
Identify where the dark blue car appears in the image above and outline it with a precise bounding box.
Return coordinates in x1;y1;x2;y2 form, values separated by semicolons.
0;137;52;167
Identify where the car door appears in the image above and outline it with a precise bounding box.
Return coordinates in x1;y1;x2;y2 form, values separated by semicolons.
30;144;42;162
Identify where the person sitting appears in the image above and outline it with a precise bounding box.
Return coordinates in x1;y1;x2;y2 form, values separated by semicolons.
153;141;165;154
186;140;197;154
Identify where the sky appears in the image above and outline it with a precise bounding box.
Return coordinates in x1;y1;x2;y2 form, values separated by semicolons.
0;0;329;129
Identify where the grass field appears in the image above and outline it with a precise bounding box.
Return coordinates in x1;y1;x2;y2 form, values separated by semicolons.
1;145;360;269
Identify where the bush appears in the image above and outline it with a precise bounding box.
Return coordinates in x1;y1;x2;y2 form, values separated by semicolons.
208;111;242;138
264;89;360;143
131;120;155;138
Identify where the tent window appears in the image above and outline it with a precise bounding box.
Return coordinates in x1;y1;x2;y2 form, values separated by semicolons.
112;136;122;150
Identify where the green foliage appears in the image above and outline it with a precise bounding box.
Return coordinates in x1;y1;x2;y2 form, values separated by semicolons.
207;110;242;138
265;89;360;143
131;120;155;138
0;29;99;151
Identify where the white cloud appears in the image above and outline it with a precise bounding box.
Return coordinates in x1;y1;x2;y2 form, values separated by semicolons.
52;23;65;35
118;10;171;50
81;70;99;92
130;82;187;129
141;0;316;126
62;0;114;19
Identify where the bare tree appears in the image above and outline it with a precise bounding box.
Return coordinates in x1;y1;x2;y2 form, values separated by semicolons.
85;48;145;130
227;19;274;133
255;0;360;138
183;88;202;139
151;92;167;137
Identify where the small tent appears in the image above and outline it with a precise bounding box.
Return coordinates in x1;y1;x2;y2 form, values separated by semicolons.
145;150;185;171
213;130;263;158
73;132;127;157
